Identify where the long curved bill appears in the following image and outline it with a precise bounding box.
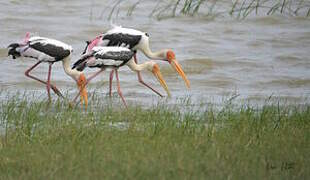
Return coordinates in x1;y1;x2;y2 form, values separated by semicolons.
169;59;190;88
77;74;88;110
152;64;171;97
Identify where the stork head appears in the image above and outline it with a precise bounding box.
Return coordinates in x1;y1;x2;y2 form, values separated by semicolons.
71;72;88;110
7;43;21;59
7;32;31;59
147;61;171;97
164;50;190;88
81;35;103;55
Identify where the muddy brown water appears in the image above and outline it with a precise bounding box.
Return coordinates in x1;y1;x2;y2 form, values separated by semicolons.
0;1;309;107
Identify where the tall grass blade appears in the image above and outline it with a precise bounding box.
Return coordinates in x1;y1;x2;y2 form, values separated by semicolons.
172;0;181;17
243;0;257;18
255;0;259;14
108;0;123;20
281;0;286;14
230;0;239;15
127;0;141;17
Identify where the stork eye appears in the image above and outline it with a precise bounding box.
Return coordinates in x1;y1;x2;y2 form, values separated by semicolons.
145;32;149;37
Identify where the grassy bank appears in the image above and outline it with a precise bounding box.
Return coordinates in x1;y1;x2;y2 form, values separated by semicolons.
0;94;309;179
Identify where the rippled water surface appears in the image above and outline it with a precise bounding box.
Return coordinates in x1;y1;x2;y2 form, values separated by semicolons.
0;1;309;106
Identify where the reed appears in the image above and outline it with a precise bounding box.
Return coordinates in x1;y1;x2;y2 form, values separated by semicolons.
90;0;310;20
148;0;310;20
0;92;309;179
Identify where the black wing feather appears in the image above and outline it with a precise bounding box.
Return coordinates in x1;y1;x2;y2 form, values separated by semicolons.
30;42;70;61
94;50;135;61
94;50;135;67
102;33;141;49
73;49;135;71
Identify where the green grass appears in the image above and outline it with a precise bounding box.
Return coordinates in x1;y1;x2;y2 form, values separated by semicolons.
0;93;309;179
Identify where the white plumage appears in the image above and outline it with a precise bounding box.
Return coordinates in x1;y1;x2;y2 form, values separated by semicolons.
92;46;131;54
13;36;72;62
73;46;135;70
29;36;72;51
106;26;146;36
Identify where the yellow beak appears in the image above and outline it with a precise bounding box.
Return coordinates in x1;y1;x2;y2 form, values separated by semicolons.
169;58;190;88
152;64;171;97
77;74;88;110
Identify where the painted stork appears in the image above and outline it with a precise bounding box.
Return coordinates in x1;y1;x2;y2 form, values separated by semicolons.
82;25;190;97
72;46;170;107
7;33;88;108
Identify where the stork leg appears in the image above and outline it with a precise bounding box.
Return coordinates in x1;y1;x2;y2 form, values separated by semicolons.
115;69;127;108
86;68;105;84
109;70;114;97
134;54;163;97
46;63;53;103
24;61;64;98
72;68;105;105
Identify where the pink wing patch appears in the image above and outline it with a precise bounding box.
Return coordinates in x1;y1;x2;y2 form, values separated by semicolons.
21;32;31;45
87;35;103;53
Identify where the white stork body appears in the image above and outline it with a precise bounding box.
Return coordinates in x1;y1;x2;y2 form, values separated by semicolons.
8;34;88;107
18;37;73;62
83;26;190;97
72;46;170;107
75;46;135;70
83;26;148;54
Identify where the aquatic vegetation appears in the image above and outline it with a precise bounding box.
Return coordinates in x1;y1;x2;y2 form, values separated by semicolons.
153;0;310;19
98;0;310;20
0;92;308;179
229;0;310;19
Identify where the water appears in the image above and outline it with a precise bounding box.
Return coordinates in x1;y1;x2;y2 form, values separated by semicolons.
0;0;310;106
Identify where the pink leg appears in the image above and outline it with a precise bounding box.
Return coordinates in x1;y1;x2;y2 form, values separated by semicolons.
109;70;114;97
115;69;127;108
134;54;163;97
86;68;105;83
46;63;53;102
72;68;105;104
25;61;64;98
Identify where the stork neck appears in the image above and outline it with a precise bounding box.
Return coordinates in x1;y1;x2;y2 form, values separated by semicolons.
62;56;81;79
127;59;152;72
141;44;165;60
